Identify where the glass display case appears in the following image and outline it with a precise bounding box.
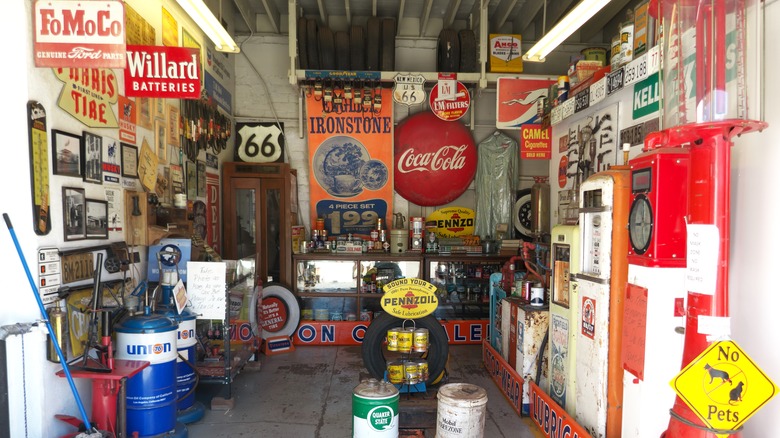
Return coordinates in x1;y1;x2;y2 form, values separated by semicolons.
293;253;422;321
423;254;512;319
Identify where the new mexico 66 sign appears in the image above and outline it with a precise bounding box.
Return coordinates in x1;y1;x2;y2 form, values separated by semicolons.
381;279;439;319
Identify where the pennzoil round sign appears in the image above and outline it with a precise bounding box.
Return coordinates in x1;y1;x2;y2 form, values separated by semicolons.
381;279;439;319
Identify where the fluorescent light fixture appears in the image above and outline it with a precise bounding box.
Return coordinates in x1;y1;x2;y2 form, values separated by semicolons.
177;0;240;53
523;0;612;62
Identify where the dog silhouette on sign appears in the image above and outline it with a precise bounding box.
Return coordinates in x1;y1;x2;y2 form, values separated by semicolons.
729;381;744;405
705;363;732;385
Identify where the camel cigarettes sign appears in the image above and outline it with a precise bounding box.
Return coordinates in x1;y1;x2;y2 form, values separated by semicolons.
33;0;126;68
124;45;201;99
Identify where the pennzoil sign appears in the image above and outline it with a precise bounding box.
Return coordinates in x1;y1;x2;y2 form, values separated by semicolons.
381;279;438;319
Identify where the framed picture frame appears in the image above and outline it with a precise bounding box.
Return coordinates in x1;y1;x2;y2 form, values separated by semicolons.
51;129;82;177
186;160;197;199
82;131;103;184
120;143;139;179
154;98;166;119
166;105;180;148
136;97;153;130
85;199;109;239
62;187;86;241
154;119;167;164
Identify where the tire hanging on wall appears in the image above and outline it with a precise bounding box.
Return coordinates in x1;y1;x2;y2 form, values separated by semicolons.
334;31;350;70
514;188;534;239
361;313;449;386
380;18;396;71
260;283;301;340
350;25;366;71
306;18;320;70
365;17;381;71
437;29;460;72
296;16;308;70
458;29;477;72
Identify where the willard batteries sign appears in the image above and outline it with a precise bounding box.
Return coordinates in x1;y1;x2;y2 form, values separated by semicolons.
124;45;201;99
33;0;126;68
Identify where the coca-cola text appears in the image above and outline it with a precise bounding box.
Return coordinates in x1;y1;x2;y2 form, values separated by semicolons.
397;145;468;173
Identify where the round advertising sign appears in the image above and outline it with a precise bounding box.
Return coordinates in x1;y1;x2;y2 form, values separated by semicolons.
394;112;477;206
429;81;471;121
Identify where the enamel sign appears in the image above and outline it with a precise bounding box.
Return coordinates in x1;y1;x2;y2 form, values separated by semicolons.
381;278;439;319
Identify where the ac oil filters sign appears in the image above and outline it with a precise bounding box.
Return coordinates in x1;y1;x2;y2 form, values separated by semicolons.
381;279;438;319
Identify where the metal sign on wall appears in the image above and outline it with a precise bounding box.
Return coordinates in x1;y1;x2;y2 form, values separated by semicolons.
33;0;126;68
124;45;201;99
306;88;394;237
235;122;285;163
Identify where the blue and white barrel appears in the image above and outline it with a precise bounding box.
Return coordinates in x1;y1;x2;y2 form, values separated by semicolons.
174;308;198;410
115;312;178;437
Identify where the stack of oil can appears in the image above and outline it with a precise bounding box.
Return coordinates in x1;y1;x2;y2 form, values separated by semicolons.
385;325;430;385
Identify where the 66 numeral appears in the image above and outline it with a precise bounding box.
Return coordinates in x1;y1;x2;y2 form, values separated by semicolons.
243;133;277;158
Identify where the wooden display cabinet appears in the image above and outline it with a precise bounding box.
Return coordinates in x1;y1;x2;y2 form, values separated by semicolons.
123;190;192;246
222;162;299;287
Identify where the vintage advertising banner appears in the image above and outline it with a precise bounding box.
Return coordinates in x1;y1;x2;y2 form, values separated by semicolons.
124;45;201;99
33;0;126;68
496;77;555;129
307;88;394;237
206;172;220;253
520;124;552;159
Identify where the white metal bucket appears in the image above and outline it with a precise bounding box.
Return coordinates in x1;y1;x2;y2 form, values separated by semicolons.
436;383;488;438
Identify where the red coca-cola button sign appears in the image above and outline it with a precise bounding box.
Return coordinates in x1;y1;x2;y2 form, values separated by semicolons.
394;112;477;206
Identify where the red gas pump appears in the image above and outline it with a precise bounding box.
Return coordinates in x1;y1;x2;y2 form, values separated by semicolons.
649;0;768;434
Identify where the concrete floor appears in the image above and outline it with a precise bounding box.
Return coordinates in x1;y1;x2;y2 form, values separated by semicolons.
186;344;541;437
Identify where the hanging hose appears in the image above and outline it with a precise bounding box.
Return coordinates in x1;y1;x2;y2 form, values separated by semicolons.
2;214;94;432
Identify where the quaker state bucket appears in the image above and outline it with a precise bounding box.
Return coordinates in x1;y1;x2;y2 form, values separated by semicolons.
353;378;399;437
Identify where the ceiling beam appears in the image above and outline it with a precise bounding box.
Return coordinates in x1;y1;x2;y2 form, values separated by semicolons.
545;0;578;32
444;0;462;28
579;0;634;41
517;0;545;35
232;0;257;34
345;0;351;25
373;0;377;16
259;0;280;33
491;0;519;31
397;0;406;35
316;0;328;25
420;0;434;37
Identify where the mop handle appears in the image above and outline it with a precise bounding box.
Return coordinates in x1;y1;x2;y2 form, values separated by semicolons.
2;213;93;432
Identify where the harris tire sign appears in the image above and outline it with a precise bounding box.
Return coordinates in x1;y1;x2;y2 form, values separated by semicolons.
34;0;126;68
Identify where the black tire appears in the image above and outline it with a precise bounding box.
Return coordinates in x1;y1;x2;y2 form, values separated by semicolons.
350;25;366;70
335;31;350;70
319;26;336;70
437;29;460;72
361;313;449;386
296;17;308;70
306;18;320;70
365;17;381;71
261;283;301;339
514;188;534;239
458;29;477;72
380;18;396;71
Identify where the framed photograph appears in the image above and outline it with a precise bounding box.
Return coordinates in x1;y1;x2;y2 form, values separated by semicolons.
154;98;166;119
121;143;139;178
154;119;167;164
136;97;153;130
51;130;82;177
62;187;86;241
85;199;109;239
82;131;103;184
166;105;180;148
197;159;206;197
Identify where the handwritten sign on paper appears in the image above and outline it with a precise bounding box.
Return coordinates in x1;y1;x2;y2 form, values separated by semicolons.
685;224;719;295
186;261;226;320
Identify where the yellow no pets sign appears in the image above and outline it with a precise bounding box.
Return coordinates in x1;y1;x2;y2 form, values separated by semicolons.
671;340;778;436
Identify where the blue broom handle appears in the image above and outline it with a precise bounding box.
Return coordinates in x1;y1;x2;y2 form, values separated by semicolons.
2;213;93;431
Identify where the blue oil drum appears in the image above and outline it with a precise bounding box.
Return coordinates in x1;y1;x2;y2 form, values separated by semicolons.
115;312;178;437
157;305;199;411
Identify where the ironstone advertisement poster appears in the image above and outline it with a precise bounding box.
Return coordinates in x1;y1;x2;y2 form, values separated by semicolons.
306;88;394;237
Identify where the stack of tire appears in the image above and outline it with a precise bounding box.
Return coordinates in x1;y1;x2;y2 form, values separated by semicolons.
437;28;478;73
296;17;397;71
